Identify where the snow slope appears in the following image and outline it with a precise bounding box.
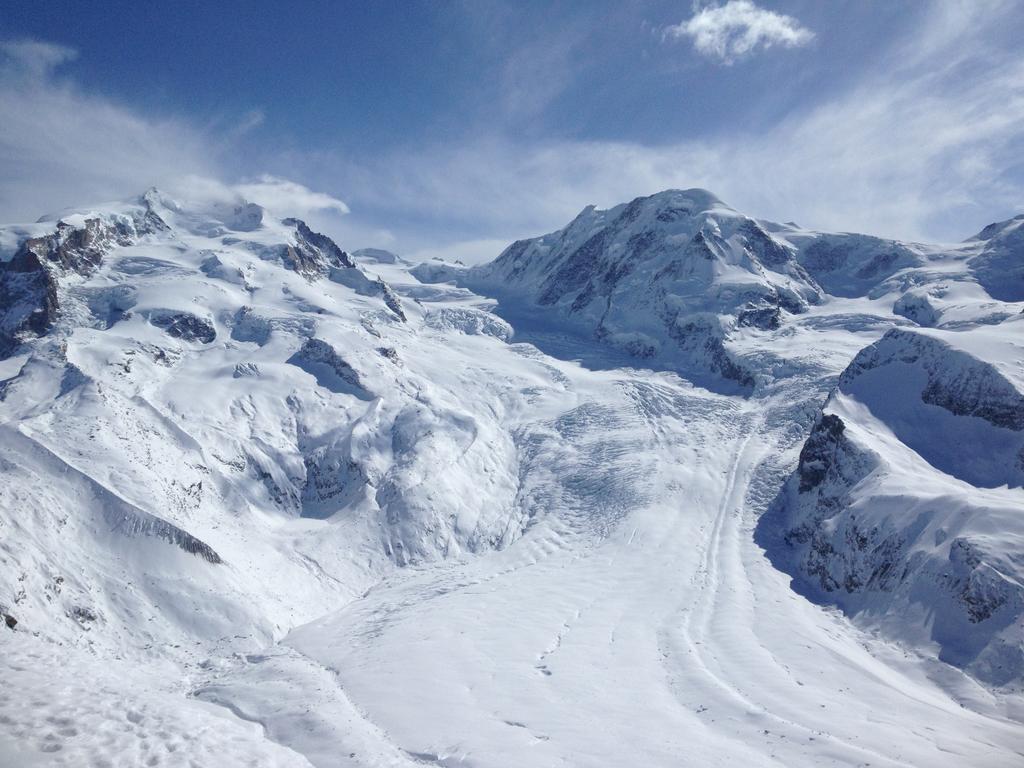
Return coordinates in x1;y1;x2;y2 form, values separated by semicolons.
1;188;1023;766
770;324;1024;686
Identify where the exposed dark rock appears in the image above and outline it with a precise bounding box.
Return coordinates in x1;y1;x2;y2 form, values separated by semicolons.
796;414;847;493
492;239;532;281
233;362;260;378
666;315;755;390
150;312;216;344
946;538;1011;623
738;220;792;267
287;338;372;399
70;605;98;624
688;230;719;261
278;218;356;279
0;217;130;354
0;252;57;354
0;209;168;355
737;305;782;330
775;289;810;315
378;281;407;321
231;306;273;345
538;229;609;306
655;205;693;223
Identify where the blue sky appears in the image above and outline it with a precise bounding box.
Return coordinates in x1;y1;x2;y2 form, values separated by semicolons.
2;1;1023;260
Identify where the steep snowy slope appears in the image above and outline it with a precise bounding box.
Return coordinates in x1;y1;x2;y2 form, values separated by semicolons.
969;214;1024;302
769;323;1024;685
0;188;534;658
2;187;1023;767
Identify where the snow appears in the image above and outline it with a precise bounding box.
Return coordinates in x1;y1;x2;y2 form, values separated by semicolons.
1;188;1023;766
771;325;1024;686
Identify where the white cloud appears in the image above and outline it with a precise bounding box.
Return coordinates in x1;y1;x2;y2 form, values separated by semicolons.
158;174;349;223
665;0;813;64
233;175;349;216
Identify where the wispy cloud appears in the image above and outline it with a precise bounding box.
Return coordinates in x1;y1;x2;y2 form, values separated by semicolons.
664;0;813;64
233;175;349;216
0;39;77;79
0;38;214;222
0;41;354;238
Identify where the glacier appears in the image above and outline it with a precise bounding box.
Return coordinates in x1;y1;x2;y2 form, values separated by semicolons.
1;187;1023;767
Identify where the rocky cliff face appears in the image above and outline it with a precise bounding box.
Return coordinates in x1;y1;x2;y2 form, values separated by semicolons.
0;208;166;353
772;326;1024;685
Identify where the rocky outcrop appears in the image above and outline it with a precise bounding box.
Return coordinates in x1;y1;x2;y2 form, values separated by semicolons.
150;311;217;344
947;538;1013;624
267;219;406;320
663;314;755;389
278;218;355;279
782;412;881;592
1;218;122;354
287;338;371;399
771;327;1024;684
0;208;169;355
840;328;1024;431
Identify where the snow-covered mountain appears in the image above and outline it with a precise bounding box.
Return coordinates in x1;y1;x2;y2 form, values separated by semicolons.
2;188;1023;767
768;325;1024;685
416;189;817;389
0;188;533;649
414;189;971;391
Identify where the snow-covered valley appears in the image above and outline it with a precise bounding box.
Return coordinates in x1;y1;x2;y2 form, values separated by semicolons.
1;188;1023;767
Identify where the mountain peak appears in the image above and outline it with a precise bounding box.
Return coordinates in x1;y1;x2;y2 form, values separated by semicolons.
969;213;1024;242
644;187;727;209
605;188;733;225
